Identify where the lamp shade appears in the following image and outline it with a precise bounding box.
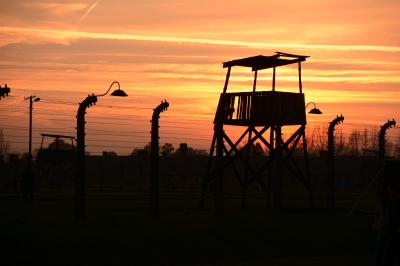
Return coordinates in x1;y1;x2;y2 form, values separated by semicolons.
110;89;128;97
308;108;322;114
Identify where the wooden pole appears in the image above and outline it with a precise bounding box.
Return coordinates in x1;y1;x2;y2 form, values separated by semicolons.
253;70;258;92
215;122;224;216
223;67;231;93
302;126;314;208
298;62;302;93
274;126;283;210
272;67;276;91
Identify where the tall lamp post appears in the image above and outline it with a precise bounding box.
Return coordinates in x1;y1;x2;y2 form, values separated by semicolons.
303;101;322;208
24;95;40;162
75;81;127;220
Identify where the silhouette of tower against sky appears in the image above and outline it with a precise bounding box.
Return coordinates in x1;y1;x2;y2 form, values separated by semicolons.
201;52;316;215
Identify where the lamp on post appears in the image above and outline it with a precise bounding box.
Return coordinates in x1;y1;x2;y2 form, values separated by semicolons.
301;101;322;208
305;102;322;115
75;81;127;220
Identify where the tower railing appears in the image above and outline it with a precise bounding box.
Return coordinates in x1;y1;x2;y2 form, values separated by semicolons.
215;91;306;126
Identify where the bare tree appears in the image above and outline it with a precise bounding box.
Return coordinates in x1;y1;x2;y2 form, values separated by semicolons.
369;127;379;151
131;143;151;156
307;125;327;154
335;131;346;156
386;140;394;157
161;143;174;157
347;130;361;155
48;138;75;150
360;128;369;152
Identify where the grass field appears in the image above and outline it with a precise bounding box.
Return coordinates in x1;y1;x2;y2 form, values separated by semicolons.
1;192;376;266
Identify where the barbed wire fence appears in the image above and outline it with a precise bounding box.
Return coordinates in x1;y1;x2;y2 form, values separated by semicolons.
1;93;399;204
1;99;399;156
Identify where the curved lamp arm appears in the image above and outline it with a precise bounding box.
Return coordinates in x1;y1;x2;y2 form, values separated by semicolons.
96;81;120;97
305;102;317;109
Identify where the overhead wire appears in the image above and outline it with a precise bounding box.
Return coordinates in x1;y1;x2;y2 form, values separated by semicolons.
2;98;399;155
9;100;395;127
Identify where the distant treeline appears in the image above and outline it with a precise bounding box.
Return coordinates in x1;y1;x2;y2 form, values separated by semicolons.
305;126;399;157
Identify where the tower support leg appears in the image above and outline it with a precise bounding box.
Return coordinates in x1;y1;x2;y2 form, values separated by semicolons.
215;123;224;216
200;133;217;209
302;129;314;208
241;127;253;209
273;126;283;211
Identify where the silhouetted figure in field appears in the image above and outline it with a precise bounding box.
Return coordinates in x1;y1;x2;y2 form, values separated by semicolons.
21;166;35;201
382;184;400;266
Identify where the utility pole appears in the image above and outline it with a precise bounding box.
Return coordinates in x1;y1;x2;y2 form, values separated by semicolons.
24;95;40;162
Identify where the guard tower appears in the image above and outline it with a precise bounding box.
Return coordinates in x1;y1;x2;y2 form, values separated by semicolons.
201;52;319;214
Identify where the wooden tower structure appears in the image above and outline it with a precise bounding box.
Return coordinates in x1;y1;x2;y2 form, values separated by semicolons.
201;52;318;215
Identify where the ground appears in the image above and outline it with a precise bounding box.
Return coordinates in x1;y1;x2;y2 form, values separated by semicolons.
1;192;375;266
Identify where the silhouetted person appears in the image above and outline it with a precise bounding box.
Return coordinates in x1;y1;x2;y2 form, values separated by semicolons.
21;166;35;201
378;183;400;266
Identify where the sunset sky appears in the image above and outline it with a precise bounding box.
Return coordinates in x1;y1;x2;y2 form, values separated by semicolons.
1;0;399;155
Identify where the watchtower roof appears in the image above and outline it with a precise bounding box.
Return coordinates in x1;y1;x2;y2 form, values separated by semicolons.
41;133;75;140
223;52;309;71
